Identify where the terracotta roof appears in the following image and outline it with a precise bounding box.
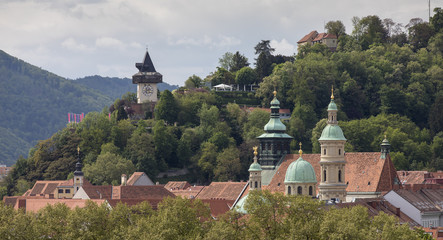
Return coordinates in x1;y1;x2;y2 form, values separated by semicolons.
297;30;318;43
313;33;327;42
29;179;92;196
80;185;113;199
116;185;175;199
20;199;107;213
170;186;205;199
265;152;399;194
201;199;234;217
107;199;164;210
196;182;247;201
392;189;443;212
164;181;191;190
397;171;427;185
127;172;145;185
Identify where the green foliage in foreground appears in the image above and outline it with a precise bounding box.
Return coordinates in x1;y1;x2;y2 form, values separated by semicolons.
0;191;422;240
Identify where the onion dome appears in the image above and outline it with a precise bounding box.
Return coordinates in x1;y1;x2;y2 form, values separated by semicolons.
249;146;262;172
319;125;346;141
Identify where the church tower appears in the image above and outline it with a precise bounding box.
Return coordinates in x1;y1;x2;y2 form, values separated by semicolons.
248;146;262;190
257;91;293;169
318;87;347;202
73;147;84;194
132;49;163;104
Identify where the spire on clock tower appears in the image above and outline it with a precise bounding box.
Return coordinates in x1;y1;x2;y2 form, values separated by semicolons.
132;49;163;104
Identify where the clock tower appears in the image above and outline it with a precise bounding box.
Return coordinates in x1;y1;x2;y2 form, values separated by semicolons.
132;49;163;104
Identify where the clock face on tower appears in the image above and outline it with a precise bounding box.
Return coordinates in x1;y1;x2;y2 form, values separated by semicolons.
142;84;154;96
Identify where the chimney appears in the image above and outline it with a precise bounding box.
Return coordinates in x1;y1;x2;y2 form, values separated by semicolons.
121;174;127;186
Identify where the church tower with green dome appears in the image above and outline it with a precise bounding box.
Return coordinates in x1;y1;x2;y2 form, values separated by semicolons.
284;143;317;196
248;146;262;190
318;87;347;202
257;91;293;168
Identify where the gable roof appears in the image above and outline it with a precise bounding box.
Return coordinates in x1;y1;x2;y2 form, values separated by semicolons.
80;185;113;199
397;171;427;185
28;179;92;196
164;181;191;190
127;172;153;186
21;199;107;213
297;31;318;43
116;185;175;199
391;189;443;212
265;152;399;194
169;186;205;199
196;182;247;201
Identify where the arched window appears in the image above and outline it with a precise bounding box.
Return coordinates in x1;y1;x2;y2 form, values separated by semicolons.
309;186;313;196
288;186;291;195
323;170;327;182
255;181;258;188
338;170;342;182
339;149;341;155
297;186;302;195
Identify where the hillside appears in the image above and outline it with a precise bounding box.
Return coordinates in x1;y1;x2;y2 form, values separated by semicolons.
0;50;113;166
74;76;179;101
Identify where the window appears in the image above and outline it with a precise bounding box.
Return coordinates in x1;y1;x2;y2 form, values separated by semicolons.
297;186;302;195
309;186;313;196
323;170;327;182
65;189;71;194
338;170;342;182
324;149;326;155
255;182;258;188
288;186;291;195
58;189;63;194
339;149;341;155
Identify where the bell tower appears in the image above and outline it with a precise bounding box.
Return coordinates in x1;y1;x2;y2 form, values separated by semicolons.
248;146;262;190
318;87;347;202
73;146;84;194
132;49;163;104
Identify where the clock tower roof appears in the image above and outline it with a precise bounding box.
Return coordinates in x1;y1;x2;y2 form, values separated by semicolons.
132;49;163;84
136;50;157;72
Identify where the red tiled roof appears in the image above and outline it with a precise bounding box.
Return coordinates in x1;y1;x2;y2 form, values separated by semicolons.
397;171;427;185
107;199;164;210
297;30;318;43
265;152;399;194
313;33;327;42
201;199;234;217
164;181;191;190
127;172;144;185
196;182;247;201
116;185;175;199
170;186;205;199
81;185;113;199
29;179;92;196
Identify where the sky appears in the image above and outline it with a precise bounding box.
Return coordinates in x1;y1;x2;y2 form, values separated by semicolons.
0;0;437;86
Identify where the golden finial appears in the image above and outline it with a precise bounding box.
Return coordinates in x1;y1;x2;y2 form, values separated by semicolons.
298;142;303;156
77;146;80;155
273;90;277;97
253;146;258;156
384;134;387;139
331;86;334;100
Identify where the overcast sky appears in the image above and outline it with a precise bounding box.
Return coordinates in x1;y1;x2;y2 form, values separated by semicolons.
0;0;437;86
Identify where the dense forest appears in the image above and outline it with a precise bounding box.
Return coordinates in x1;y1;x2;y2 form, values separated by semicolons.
0;191;425;240
3;11;443;197
0;52;178;166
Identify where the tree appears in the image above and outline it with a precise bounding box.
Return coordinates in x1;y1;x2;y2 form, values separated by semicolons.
83;152;135;185
184;75;202;89
407;19;434;50
236;67;258;90
431;7;443;33
255;52;273;80
231;51;250;72
353;15;388;49
124;132;158;179
218;52;234;71
214;147;242;181
429;93;443;135
325;20;346;38
153;121;178;169
254;40;275;56
155;90;178;125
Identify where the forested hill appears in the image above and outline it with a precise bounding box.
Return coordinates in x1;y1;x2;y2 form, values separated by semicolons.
0;50;113;166
74;76;179;101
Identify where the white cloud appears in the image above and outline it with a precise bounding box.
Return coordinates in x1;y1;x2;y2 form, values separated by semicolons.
271;39;296;56
95;37;125;50
61;38;94;52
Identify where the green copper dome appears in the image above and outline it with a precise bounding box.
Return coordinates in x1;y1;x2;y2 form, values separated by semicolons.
235;194;249;214
271;97;280;106
249;162;262;172
328;99;337;111
319;125;347;141
284;157;317;183
263;118;287;132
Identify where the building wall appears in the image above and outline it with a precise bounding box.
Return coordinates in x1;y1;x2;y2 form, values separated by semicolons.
346;192;380;202
137;83;158;103
133;174;154;186
72;187;90;199
56;187;74;199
